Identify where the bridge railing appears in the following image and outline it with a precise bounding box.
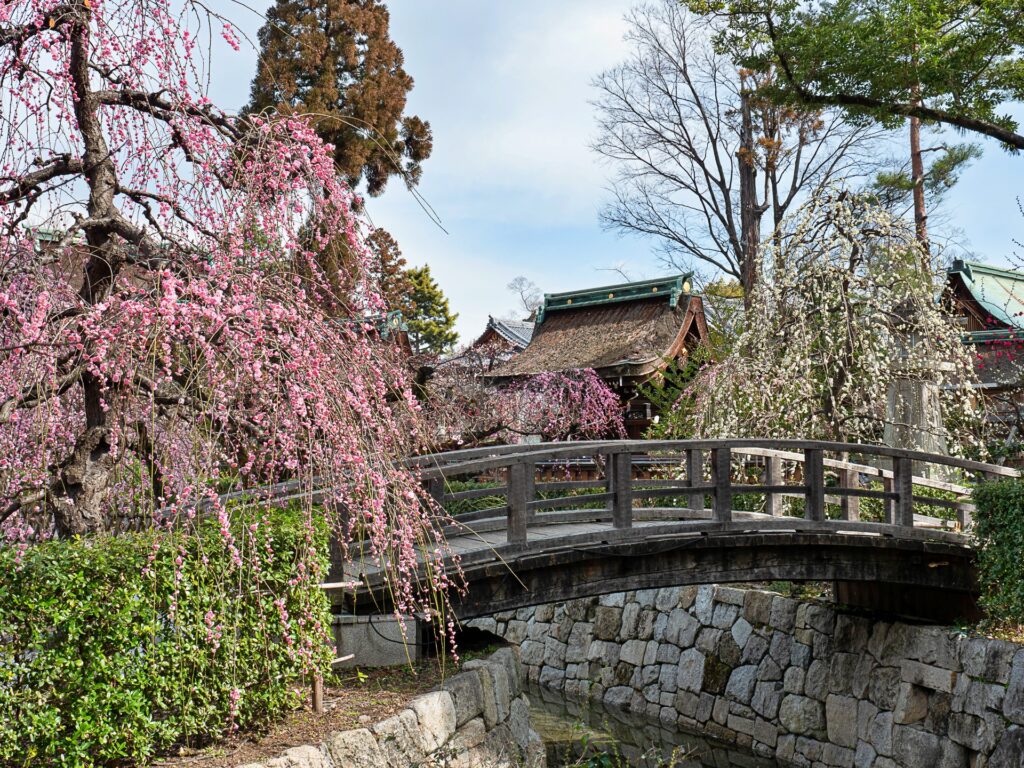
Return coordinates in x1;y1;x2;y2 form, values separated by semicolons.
413;440;1018;545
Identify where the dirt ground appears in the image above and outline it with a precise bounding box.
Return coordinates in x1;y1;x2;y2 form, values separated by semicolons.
152;661;452;768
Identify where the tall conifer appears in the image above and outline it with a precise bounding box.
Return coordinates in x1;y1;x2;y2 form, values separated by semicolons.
249;0;432;195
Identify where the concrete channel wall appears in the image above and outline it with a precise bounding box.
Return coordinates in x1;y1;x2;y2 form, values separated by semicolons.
470;586;1024;768
239;647;545;768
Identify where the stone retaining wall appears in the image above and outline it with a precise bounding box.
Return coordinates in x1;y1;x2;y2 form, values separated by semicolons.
240;647;545;768
471;587;1024;768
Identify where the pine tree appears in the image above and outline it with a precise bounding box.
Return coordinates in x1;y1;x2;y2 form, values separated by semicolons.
248;0;432;195
403;265;458;355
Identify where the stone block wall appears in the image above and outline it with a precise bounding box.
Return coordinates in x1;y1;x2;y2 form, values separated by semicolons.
239;647;545;768
470;586;1024;768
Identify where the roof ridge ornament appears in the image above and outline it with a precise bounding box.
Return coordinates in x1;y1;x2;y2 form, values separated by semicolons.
536;273;693;324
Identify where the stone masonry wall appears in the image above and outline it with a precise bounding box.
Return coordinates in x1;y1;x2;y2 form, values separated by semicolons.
470;586;1024;768
239;647;545;768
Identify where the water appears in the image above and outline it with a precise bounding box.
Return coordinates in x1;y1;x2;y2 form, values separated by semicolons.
527;684;784;768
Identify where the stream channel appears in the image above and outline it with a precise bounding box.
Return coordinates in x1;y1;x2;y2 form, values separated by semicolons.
527;683;784;768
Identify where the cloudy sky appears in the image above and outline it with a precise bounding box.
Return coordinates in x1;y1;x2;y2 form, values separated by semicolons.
212;1;1023;342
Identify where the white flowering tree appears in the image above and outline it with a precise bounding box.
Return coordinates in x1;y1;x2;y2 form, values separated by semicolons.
659;192;985;455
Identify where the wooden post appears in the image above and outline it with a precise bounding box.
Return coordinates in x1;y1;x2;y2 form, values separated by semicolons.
883;476;895;525
611;452;633;529
840;467;860;521
894;455;914;528
712;447;732;522
804;448;825;522
687;448;705;513
766;455;783;516
507;461;531;543
312;674;324;714
427;476;445;507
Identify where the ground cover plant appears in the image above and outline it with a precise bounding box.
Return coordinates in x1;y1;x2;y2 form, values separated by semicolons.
972;479;1024;625
0;507;330;767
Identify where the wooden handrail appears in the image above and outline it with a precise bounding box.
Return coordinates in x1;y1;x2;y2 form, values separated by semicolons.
423;439;1018;543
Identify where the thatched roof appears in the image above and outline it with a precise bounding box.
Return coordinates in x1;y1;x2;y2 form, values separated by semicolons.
488;275;709;380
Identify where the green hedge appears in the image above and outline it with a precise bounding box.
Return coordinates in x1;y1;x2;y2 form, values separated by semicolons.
0;508;331;767
973;479;1024;624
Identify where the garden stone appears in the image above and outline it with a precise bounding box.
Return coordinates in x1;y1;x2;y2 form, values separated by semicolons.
665;608;700;647
326;729;385;768
599;592;625;608
856;699;878;741
695;585;715;624
868;666;901;710
854;741;876;768
752;681;783;719
870;711;894;756
409;691;457;753
962;638;1017;684
757;653;783;683
825;694;858;748
593;606;623;641
441;672;484;727
619;638;646;666
990;728;1024;768
829;652;860;694
264;746;329;768
805;659;830;700
1005;651;1024;725
712;602;739;629
893;725;941;768
637;609;657;640
696;627;722;653
656;643;681;664
726;665;758;703
717;633;742;667
732;617;753;648
779;695;826;736
655;586;683;612
744;590;775;625
620;602;640;638
784;666;806;694
894;683;928;724
677;648;705;692
743;633;771;665
901;660;957;693
372;709;426;767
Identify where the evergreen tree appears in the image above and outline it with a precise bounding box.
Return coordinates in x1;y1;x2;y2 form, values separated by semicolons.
403;265;458;355
248;0;432;195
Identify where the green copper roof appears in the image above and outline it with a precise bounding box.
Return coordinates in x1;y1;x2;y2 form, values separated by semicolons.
948;259;1024;331
962;328;1024;344
535;273;694;325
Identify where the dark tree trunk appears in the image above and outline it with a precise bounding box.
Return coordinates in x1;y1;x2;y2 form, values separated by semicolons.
909;114;929;257
738;88;760;309
51;3;121;536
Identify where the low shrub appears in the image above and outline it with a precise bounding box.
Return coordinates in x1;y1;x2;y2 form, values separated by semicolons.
973;479;1024;624
0;507;331;767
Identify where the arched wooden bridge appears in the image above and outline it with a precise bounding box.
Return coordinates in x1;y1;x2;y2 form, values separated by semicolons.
332;440;1018;622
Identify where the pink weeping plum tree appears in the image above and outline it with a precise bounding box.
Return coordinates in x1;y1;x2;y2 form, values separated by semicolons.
423;342;626;448
0;0;463;638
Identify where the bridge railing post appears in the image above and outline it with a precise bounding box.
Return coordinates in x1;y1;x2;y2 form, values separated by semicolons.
711;447;732;522
804;448;825;522
426;476;445;507
507;460;533;544
687;448;705;514
840;466;860;521
765;455;783;516
610;451;633;529
894;455;914;528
